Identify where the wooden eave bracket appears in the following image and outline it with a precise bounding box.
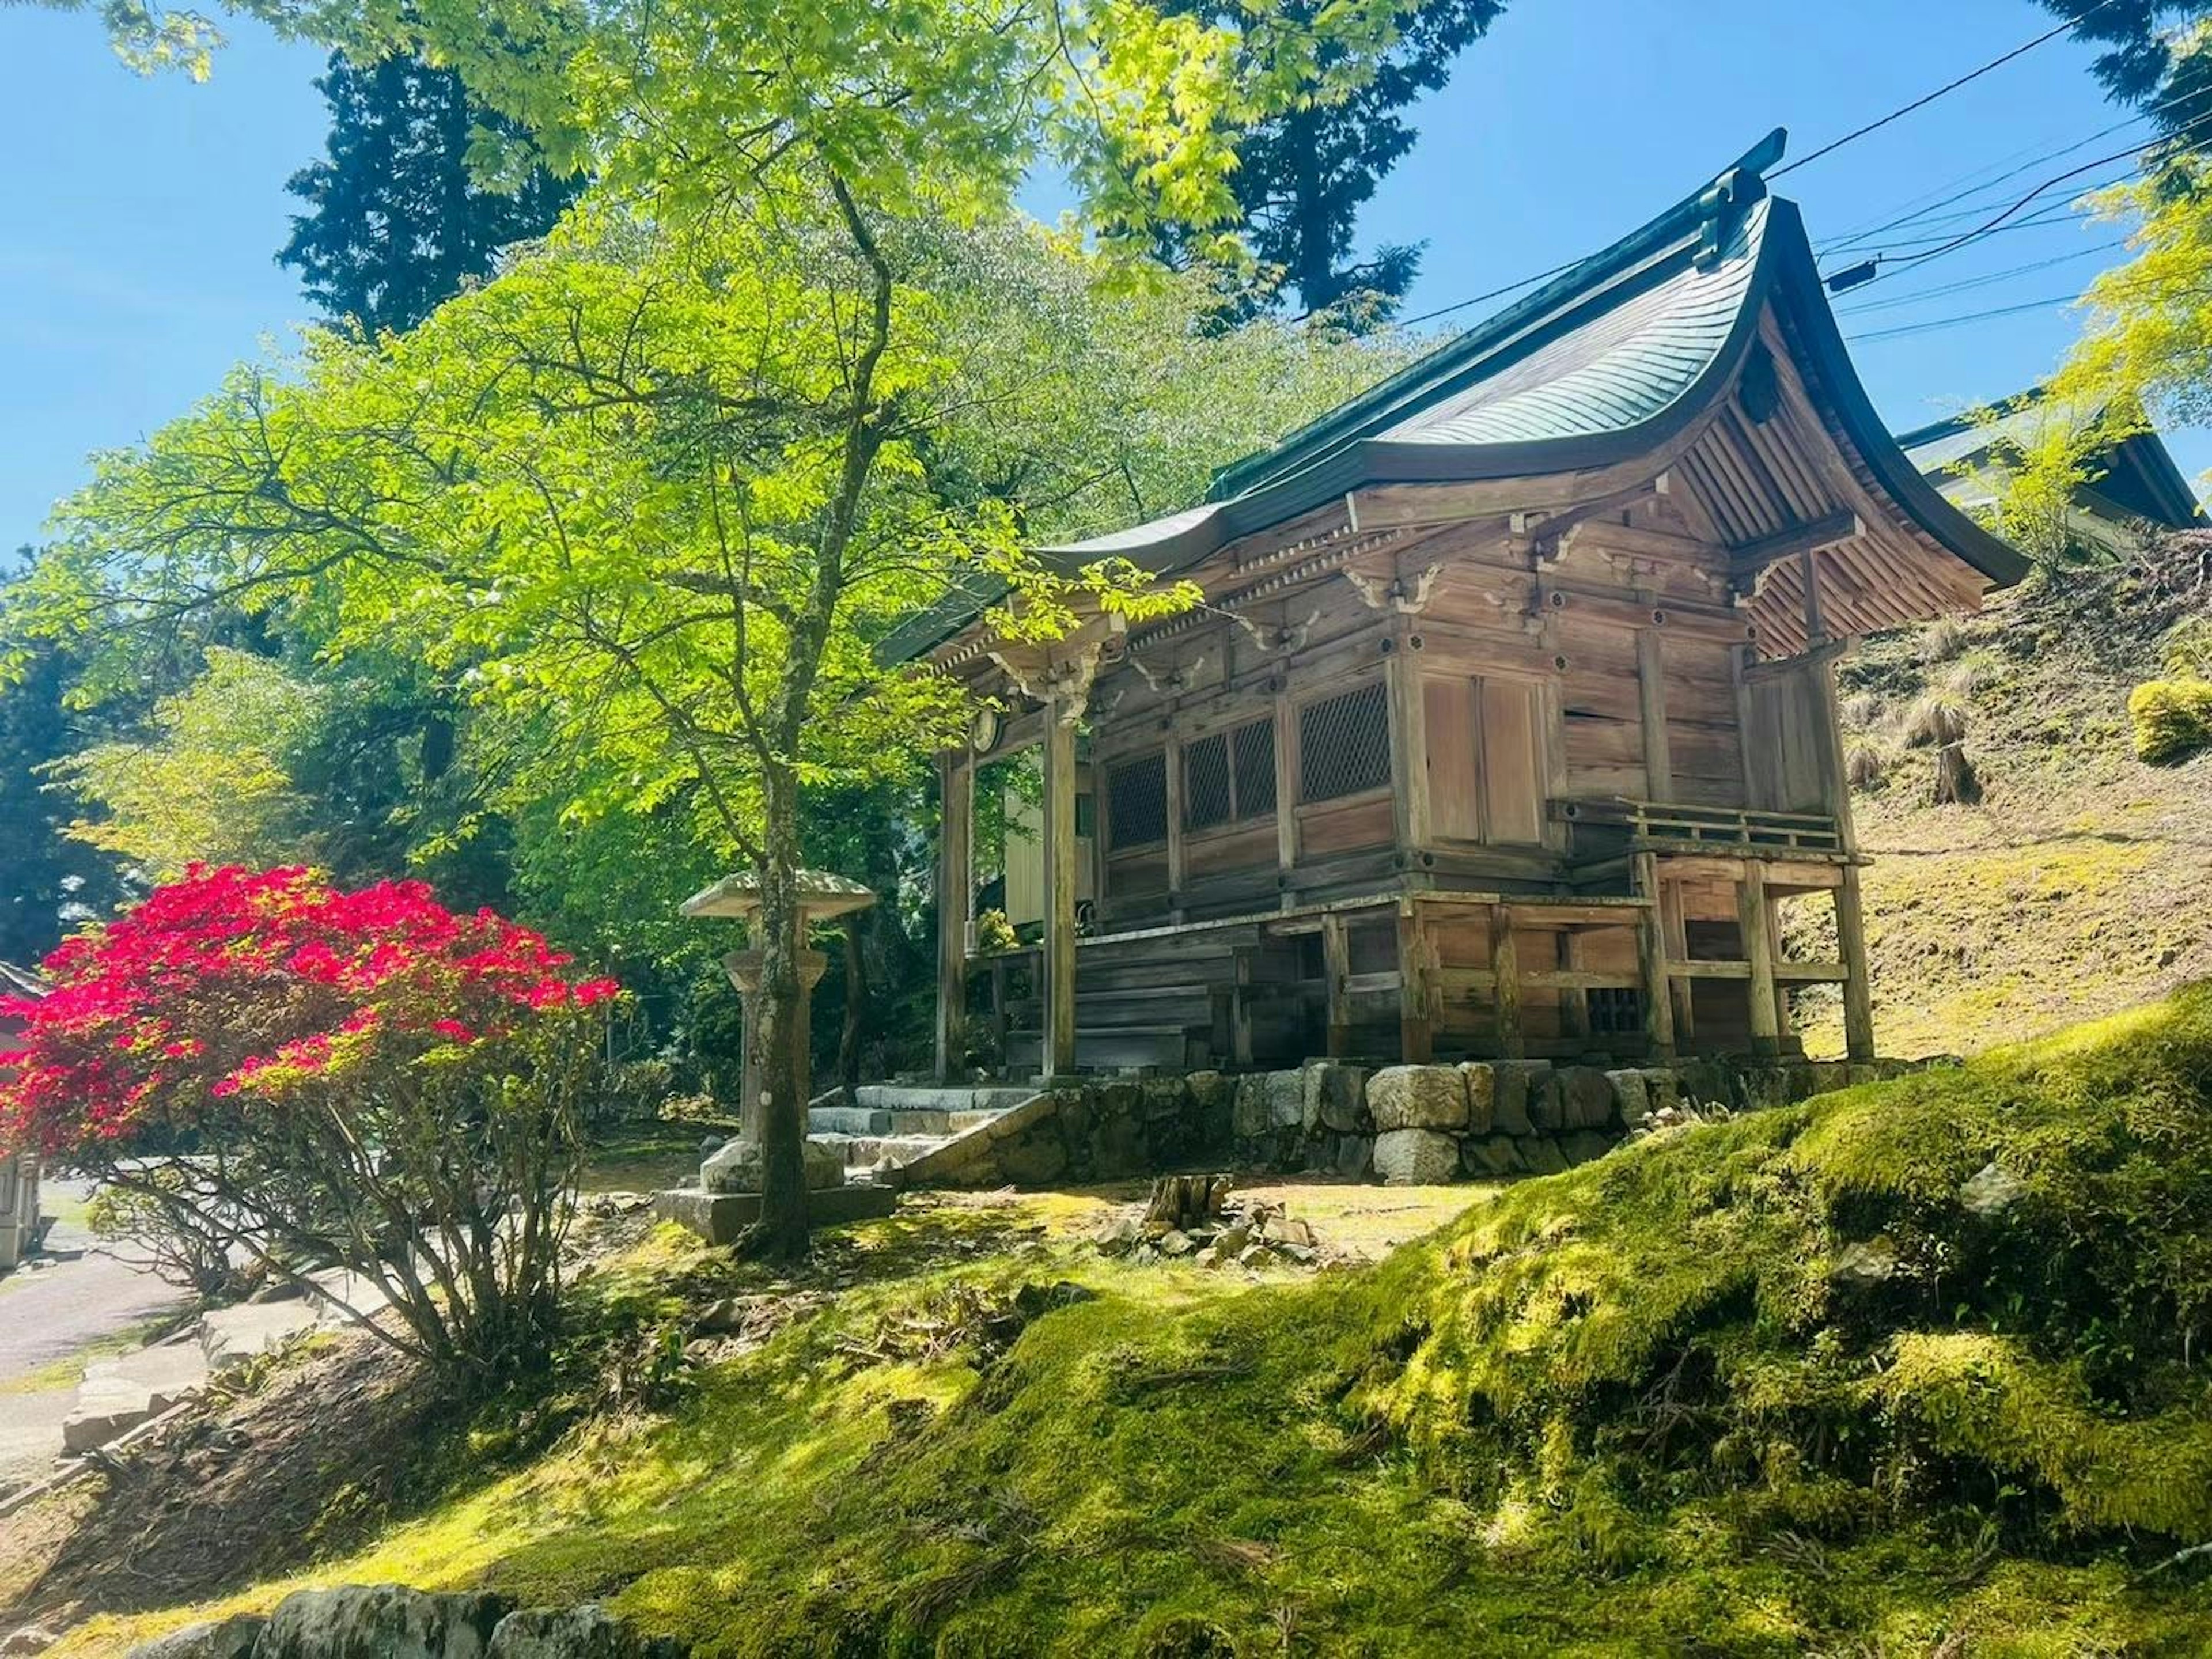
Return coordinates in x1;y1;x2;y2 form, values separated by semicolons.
1727;509;1861;587
1343;560;1444;615
1230;606;1321;654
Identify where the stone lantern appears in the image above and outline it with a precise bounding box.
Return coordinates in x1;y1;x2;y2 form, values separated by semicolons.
679;868;877;1143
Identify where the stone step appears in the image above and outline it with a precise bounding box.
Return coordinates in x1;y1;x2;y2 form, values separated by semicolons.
809;1131;948;1169
809;1104;952;1135
853;1083;1037;1113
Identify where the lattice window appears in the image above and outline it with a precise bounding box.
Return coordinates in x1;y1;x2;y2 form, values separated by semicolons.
1299;682;1392;802
1183;733;1232;831
1588;987;1645;1036
1183;717;1277;832
1233;719;1277;817
1107;751;1168;848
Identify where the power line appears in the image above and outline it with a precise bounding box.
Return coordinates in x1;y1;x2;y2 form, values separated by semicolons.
1812;66;2212;257
1771;0;2120;180
1846;290;2089;343
1877;111;2212;274
1839;197;2112;256
1395;257;1582;329
1815;116;2146;256
1836;240;2125;315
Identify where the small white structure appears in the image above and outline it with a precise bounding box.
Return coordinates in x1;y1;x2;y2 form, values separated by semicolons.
0;961;47;1270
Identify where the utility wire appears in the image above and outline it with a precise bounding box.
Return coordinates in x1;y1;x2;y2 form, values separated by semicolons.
1847;291;2090;342
1815;116;2146;255
1394;257;1582;329
1771;0;2120;180
1878;111;2212;274
1836;240;2125;315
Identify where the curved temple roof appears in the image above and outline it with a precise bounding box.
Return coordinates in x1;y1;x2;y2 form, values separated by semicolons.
886;133;2028;665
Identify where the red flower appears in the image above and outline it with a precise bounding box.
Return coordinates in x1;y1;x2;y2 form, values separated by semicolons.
0;866;621;1158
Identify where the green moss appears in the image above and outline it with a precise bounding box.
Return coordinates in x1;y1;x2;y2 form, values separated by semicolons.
60;990;2212;1657
2127;676;2212;764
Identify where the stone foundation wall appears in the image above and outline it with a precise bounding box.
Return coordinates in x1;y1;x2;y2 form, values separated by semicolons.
900;1056;1926;1191
1232;1055;1925;1184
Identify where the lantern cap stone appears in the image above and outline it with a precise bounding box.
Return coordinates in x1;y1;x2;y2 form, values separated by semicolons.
680;869;877;922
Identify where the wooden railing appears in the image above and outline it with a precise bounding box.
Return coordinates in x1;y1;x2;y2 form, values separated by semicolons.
1552;797;1843;855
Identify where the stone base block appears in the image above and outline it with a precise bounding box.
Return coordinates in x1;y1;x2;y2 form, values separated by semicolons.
652;1184;896;1244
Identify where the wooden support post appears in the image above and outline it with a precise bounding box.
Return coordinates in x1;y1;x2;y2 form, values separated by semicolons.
1321;913;1352;1058
1385;641;1430;853
1836;863;1876;1062
1273;690;1298;908
1633;852;1677;1060
1490;903;1525;1060
1558;929;1590;1042
1635;627;1675;803
1731;643;1762;810
1737;863;1780;1058
1661;870;1695;1048
1163;737;1185;921
1231;948;1256;1068
1399;905;1434;1063
934;749;972;1082
1042;702;1080;1080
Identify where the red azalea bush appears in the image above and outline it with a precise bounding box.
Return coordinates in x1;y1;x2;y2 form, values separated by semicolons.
0;866;620;1385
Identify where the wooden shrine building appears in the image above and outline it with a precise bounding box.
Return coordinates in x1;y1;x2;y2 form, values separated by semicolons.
900;132;2030;1080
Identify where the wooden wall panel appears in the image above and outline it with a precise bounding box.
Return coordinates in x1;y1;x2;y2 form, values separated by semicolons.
1297;792;1394;858
1185;822;1276;881
1424;675;1482;841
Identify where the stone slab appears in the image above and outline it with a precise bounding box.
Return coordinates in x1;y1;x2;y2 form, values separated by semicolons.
652;1184;897;1245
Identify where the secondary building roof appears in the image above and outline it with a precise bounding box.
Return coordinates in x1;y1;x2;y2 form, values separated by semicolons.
1896;391;2205;534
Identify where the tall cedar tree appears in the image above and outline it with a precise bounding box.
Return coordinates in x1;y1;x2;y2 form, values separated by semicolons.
0;638;120;966
1179;0;1505;322
278;53;580;335
2050;2;2212;140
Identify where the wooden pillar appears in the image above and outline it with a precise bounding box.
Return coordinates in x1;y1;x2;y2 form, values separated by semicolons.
1635;626;1675;803
1661;874;1695;1048
1274;690;1298;909
1164;737;1185;922
934;749;973;1082
1042;703;1080;1080
1559;929;1590;1043
1385;639;1430;852
1836;863;1876;1062
1321;914;1351;1058
1737;864;1780;1058
1490;903;1524;1060
1731;644;1762;809
1398;904;1434;1063
1633;852;1676;1060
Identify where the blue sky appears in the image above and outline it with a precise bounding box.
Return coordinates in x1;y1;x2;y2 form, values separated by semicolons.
0;0;2199;556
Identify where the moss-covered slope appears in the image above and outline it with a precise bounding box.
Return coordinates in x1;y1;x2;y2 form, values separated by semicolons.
66;990;2212;1657
1809;535;2212;1057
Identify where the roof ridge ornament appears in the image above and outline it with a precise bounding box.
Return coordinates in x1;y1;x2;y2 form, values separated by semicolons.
1696;127;1787;270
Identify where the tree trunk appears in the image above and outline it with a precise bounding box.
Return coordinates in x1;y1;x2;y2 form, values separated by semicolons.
838;919;868;1103
751;766;812;1260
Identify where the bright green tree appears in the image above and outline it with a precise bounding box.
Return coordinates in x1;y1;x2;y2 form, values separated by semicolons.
34;0;1430;1255
12;209;1406;1255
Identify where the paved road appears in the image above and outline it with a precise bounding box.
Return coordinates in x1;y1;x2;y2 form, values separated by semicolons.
0;1179;187;1383
0;1179;191;1490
